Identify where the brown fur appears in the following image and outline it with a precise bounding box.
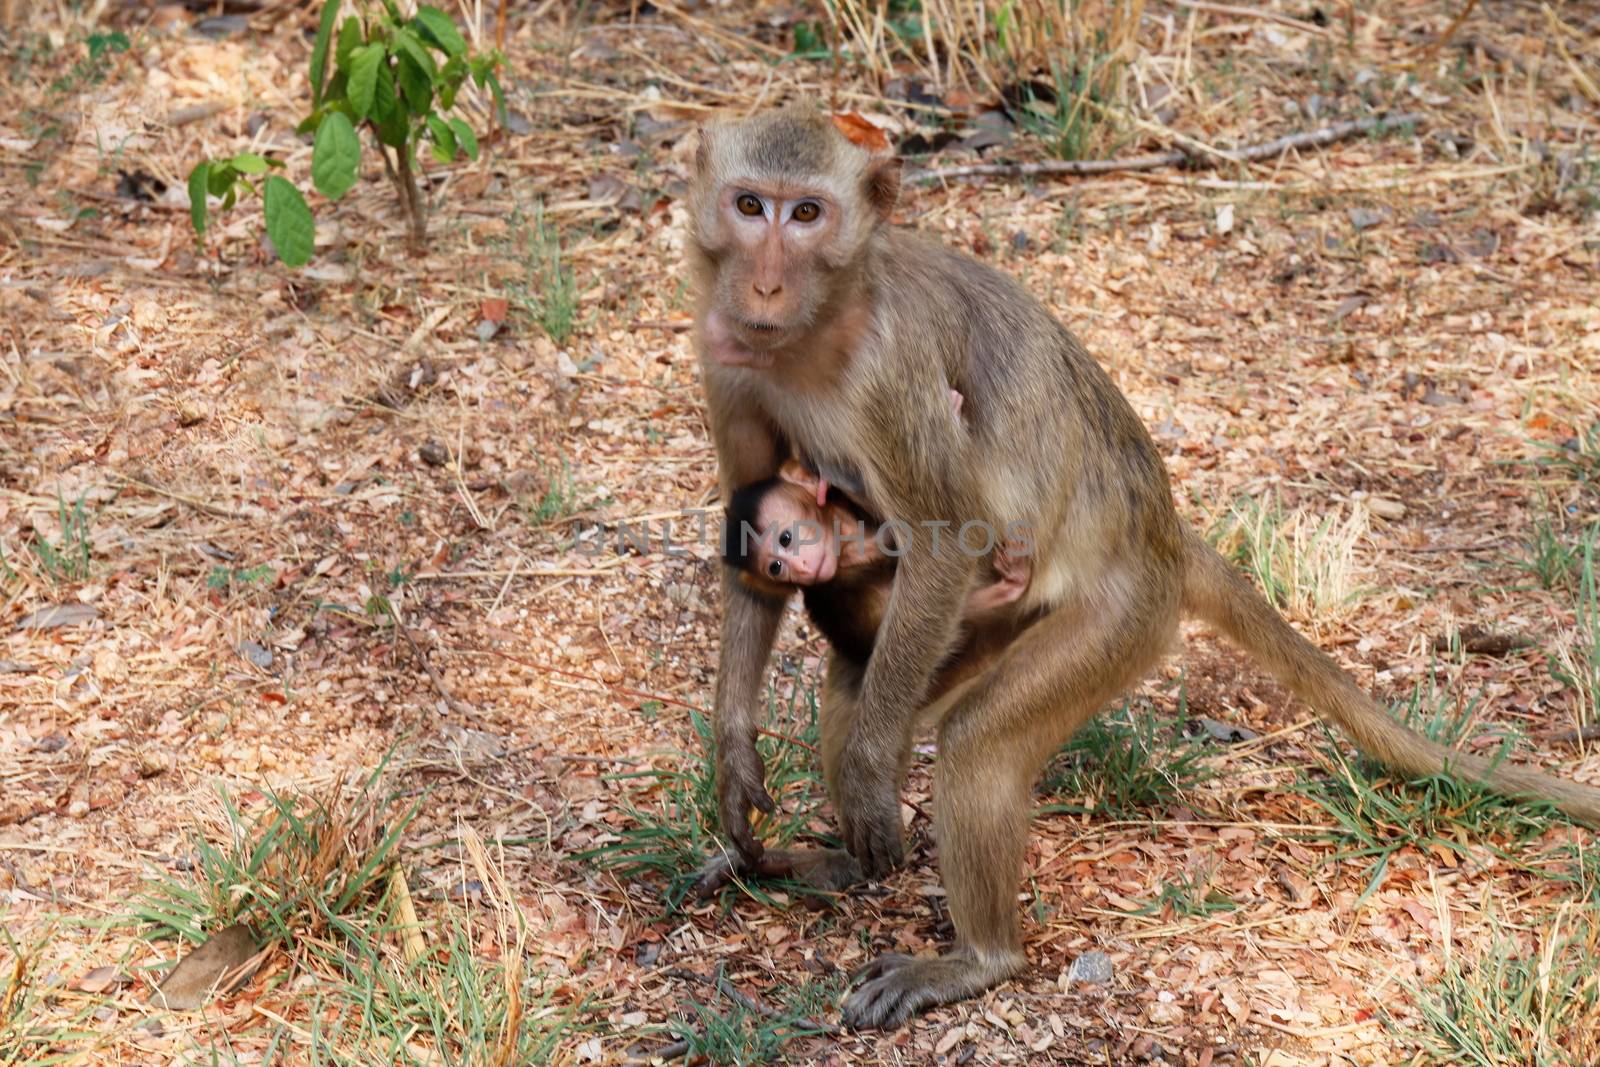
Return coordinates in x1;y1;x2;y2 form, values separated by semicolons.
690;105;1600;1030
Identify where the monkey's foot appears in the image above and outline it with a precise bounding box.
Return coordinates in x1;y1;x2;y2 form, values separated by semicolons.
841;949;1024;1030
695;847;863;901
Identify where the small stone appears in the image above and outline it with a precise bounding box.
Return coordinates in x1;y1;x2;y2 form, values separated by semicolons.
419;441;449;467
1367;497;1406;521
1067;950;1114;985
476;319;501;342
1347;207;1388;231
178;400;209;426
137;750;171;779
238;641;273;670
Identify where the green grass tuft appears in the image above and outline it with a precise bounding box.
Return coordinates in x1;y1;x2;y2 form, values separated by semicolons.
30;490;94;584
667;976;840;1066
1405;904;1600;1067
506;202;579;345
1038;683;1213;819
124;764;567;1063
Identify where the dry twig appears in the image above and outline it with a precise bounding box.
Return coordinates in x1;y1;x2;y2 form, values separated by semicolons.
910;112;1426;183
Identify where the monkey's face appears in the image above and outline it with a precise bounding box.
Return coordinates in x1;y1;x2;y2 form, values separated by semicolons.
698;186;839;366
749;483;838;586
689;108;901;369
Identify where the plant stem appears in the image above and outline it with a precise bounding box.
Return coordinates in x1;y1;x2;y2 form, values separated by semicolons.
381;142;427;248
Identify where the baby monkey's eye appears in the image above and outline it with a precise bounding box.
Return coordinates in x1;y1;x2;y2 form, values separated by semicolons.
767;561;782;578
778;530;793;548
736;194;764;217
792;201;821;223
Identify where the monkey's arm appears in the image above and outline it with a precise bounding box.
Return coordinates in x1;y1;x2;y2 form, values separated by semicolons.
704;373;789;862
837;405;978;874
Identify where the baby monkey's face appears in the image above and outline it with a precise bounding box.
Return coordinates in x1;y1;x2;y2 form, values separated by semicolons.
751;482;838;585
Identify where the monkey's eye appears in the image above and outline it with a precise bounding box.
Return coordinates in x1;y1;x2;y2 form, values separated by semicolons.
767;561;782;578
779;529;793;548
792;201;821;223
736;194;764;217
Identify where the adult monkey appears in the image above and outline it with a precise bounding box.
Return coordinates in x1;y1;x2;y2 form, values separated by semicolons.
689;106;1600;1029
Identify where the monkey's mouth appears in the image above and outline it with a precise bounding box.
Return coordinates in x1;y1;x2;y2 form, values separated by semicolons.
731;317;790;350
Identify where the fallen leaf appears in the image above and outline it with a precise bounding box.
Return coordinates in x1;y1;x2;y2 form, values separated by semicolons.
71;965;133;993
150;924;258;1011
16;603;99;630
831;112;890;151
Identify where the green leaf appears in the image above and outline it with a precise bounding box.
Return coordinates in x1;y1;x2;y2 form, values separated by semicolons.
206;163;238;197
311;111;360;199
396;52;433;114
187;162;210;235
440;54;466;89
391;28;436;81
262;176;315;267
372;59;401;125
372;75;409;148
348;43;383;120
334;16;361;74
309;0;341;107
426;112;455;163
228;153;271;175
483;69;507;126
413;6;466;57
447;117;478;161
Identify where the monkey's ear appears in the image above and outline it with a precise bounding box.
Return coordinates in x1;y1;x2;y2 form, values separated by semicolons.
776;459;821;494
865;155;901;221
694;126;710;177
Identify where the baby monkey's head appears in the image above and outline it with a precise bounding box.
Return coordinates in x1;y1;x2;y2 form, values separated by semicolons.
722;461;840;591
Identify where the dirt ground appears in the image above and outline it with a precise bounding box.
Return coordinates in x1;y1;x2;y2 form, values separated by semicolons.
3;2;1599;1065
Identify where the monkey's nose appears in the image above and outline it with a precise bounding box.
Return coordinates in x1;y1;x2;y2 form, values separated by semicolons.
753;281;782;297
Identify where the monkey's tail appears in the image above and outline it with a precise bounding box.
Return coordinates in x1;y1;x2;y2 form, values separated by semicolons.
1180;528;1600;825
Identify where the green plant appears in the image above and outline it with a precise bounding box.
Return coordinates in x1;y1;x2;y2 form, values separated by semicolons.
668;977;840;1066
206;564;275;591
506;203;579;344
1128;867;1237;919
127;774;567;1063
1523;421;1600;495
30;491;93;583
1014;56;1115;161
47;30;129;98
1549;531;1600;734
523;458;578;525
0;923;111;1062
1518;511;1588;591
188;0;504;264
131;773;415;946
1037;686;1212;818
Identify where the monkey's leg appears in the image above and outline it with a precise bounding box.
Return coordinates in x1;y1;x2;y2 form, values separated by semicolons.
699;651;871;899
841;583;1178;1029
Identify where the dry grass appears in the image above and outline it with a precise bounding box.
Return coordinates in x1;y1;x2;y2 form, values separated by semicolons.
2;0;1599;1064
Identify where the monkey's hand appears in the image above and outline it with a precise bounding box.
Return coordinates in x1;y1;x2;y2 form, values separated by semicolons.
835;750;904;877
716;738;776;863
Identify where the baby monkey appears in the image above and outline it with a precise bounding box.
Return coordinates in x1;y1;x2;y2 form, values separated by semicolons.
722;456;1031;665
